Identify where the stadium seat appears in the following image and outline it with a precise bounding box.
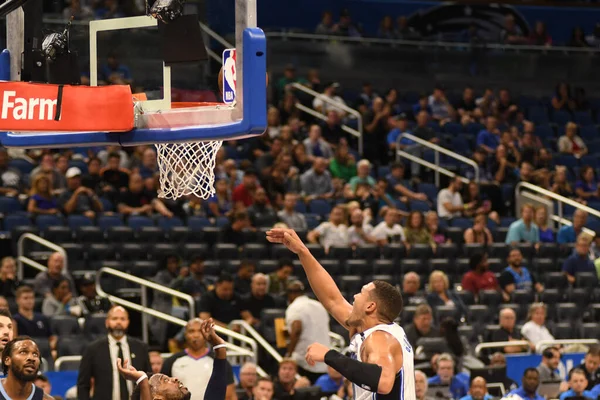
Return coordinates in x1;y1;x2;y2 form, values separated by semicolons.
576;272;598;289
458;325;476;343
487;258;504;274
57;337;88;357
380;244;405;260
575;111;594;126
463;243;485;258
512;289;534;305
35;215;64;230
443;122;463;135
532;258;556;274
553;322;576;339
127;216;154;230
515;243;535;260
214;243;239;260
86;243;116;264
436;243;458;259
500;303;526;323
407;244;434;259
355;245;379;260
260;308;285;343
436;305;459;322
157;216;184;230
9;222;36;237
545;272;568;289
100;261;127;272
328;246;353;261
417;183;438;201
50;315;81;336
306;244;326;260
484;325;501;342
373;260;395;276
556;303;580;322
400;306;417;324
0;197;24;214
567;288;591;307
118;243;149;261
552;110;572;125
409;201;430;213
417;337;450;357
479;290;502;310
445;228;464;244
97;215;124;230
67;215;93;229
339;276;363;294
319;260;342;276
241;243;269;260
467;305;492;326
130;261;159;278
537;243;559;259
257;260;278;274
540;289;563;308
107;226;135;243
346;259;371;276
138;226;166;243
308;199;331;216
32;337;52;361
372;274;394;284
581;323;600;340
430;258;455;275
75;226;104;243
151;243;179;260
8;159;35;174
55;358;81;372
401;259;429;275
59;243;85;271
455;258;470;275
455;291;475;306
168;226;192;243
187;216;211;231
42;226;72;243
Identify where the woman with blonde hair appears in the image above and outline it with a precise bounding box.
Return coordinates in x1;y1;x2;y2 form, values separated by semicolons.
521;302;555;351
405;211;435;246
426;270;466;319
463;214;493;245
27;174;59;215
535;206;555;243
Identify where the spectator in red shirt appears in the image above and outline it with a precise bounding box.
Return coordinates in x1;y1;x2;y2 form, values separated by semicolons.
233;169;259;208
461;252;499;298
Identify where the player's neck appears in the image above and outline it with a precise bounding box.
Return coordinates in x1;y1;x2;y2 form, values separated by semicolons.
356;316;389;333
2;376;33;399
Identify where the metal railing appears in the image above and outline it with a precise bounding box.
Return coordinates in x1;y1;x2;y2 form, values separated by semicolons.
474;341;531;357
17;233;68;280
95;267;258;363
535;339;599;353
515;182;600;230
396;133;479;186
266;31;600;54
291;82;363;156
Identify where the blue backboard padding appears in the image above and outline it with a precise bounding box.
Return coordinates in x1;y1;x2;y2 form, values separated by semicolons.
0;28;267;148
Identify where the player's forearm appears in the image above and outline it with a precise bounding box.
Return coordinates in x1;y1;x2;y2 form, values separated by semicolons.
138;380;152;400
298;248;346;310
324;350;390;394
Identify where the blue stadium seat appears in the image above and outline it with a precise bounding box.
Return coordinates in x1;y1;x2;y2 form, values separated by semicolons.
417;183;438;201
35;215;64;230
528;106;549;125
42;226;72;243
187;216;211;231
465;122;485;135
451;218;472;229
67;215;93;229
97;215;124;230
107;226;135;243
294;201;307;214
534;125;554;140
443;122;464;135
8;159;35;174
409;200;430;212
552;110;572;125
574;111;594;126
157;216;184;230
215;217;229;227
0;197;23;214
127;216;154;230
308;199;332;216
304;214;321;230
75;226;104;243
555;155;578;169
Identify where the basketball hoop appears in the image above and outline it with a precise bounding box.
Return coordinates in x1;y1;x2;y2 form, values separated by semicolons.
155;139;223;200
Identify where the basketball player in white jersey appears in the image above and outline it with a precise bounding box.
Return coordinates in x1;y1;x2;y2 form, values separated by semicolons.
267;228;415;399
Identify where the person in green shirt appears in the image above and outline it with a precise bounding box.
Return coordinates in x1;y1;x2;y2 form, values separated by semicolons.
329;144;356;183
276;64;307;99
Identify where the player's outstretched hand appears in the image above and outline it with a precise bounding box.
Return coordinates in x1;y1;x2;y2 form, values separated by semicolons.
305;342;330;367
117;358;145;382
266;228;306;254
200;318;226;347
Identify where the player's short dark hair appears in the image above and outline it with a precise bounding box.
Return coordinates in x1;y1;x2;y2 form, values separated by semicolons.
278;258;293;269
0;308;13;321
523;367;539;377
216;273;234;284
568;367;587;380
2;336;35;375
35;374;49;383
587;345;600;357
370;280;403;323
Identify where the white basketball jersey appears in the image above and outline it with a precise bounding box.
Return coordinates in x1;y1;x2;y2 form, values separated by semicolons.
348;323;416;400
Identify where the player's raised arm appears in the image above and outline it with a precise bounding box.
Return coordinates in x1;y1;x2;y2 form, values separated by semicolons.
266;228;352;328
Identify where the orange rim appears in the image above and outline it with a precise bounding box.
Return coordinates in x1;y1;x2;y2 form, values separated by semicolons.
171;102;226;109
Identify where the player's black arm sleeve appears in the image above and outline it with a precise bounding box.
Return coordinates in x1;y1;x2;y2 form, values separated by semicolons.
203;358;228;400
324;350;382;392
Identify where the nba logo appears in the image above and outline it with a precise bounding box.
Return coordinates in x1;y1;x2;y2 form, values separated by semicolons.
222;49;236;105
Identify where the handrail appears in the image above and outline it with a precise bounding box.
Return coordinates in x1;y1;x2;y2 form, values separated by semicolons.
232;319;284;363
199;21;234;49
266;31;600;54
95;267;259;359
535;339;599;353
291;82;363;156
475;341;531;357
396;133;478;187
515;182;600;229
329;331;346;351
54;355;82;371
294;103;361;147
17;233;68;280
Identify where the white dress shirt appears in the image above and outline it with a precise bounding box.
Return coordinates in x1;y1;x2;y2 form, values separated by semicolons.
108;334;134;400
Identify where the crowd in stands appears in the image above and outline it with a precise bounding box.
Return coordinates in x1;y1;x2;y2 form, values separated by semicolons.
313;9;600;47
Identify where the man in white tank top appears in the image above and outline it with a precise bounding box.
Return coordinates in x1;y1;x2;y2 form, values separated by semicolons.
267;228;416;399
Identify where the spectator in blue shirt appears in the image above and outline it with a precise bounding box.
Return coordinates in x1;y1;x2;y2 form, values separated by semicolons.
505;204;540;245
428;353;470;399
476;116;501;154
459;376;493;400
314;366;344;395
557;209;588;244
387;113;411;152
560;368;596;400
100;53;131;85
562;235;598;286
507;368;544;400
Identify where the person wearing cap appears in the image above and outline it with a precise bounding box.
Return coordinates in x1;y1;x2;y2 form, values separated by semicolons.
276;64;306;98
284;280;330;383
313;82;347;118
58;166;103;218
76;274;112;316
387;113;411;152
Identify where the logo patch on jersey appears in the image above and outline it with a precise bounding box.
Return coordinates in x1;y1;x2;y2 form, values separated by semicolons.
222;49;236;105
360;384;372;391
403;335;412;353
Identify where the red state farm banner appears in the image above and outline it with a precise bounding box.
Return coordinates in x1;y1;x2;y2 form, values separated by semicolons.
0;82;134;132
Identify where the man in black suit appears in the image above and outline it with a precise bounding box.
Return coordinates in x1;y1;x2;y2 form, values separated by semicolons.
77;306;151;400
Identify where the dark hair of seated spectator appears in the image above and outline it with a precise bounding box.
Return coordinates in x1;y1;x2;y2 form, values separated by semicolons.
216;273;234;285
439;317;464;358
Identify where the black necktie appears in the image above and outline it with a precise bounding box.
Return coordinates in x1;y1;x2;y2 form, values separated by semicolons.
116;342;129;400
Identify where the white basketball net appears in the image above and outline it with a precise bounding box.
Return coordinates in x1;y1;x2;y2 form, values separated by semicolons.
155;140;223;200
